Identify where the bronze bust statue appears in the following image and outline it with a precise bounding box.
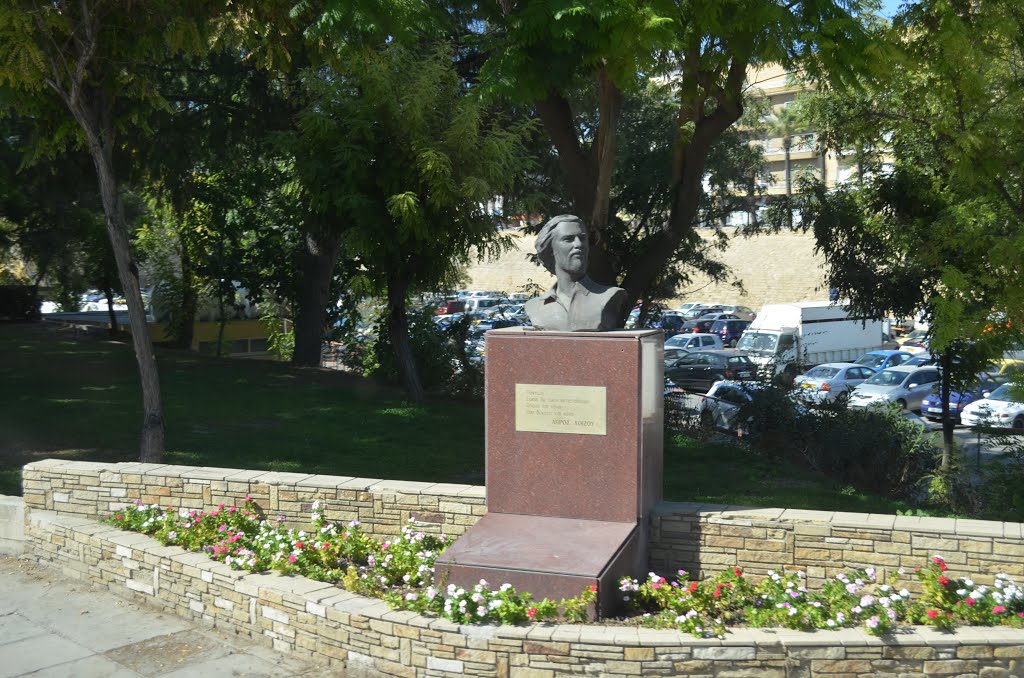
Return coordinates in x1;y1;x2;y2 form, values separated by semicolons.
524;215;627;331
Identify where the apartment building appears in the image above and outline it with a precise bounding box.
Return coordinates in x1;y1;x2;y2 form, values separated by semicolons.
725;64;860;226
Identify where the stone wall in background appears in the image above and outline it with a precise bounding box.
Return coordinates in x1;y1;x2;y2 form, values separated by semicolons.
465;229;826;310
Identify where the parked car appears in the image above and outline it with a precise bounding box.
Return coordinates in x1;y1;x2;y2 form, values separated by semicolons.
665;333;724;351
664;347;692;364
697;312;740;322
960;383;1024;430
698;381;763;434
434;299;466;316
665;350;757;394
855;350;915;371
903;354;938;367
848;365;942;411
920;375;995;423
898;328;930;354
683;305;723;319
674;301;712;315
709;319;751;348
678;318;717;335
985;358;1024;384
717;304;756;321
793;362;876;404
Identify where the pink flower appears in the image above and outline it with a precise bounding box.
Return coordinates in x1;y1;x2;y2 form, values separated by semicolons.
288;555;297;563
993;606;1006;614
526;607;538;620
218;524;227;533
964;597;975;607
926;609;939;619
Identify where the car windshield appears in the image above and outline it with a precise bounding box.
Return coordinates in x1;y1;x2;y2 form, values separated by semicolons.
856;354;887;368
987;384;1020;402
727;355;753;367
865;370;907;386
806;366;840;379
736;332;778;354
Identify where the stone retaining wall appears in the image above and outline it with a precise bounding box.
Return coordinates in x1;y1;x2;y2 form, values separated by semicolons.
26;509;1024;678
23;460;1024;592
21;459;486;541
649;503;1024;592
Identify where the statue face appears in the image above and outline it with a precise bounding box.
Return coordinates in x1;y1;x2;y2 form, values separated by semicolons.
551;220;588;280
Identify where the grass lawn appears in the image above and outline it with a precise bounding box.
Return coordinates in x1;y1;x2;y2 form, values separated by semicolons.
0;322;912;514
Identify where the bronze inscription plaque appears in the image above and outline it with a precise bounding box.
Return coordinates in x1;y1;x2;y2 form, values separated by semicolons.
514;384;607;435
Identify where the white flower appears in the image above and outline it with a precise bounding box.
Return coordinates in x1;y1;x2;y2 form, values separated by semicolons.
477;605;487;616
899;589;910;598
311;500;321;510
826;619;835;627
489;599;502;609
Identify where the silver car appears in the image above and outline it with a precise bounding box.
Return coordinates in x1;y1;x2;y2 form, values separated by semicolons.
848;366;942;411
793;362;876;404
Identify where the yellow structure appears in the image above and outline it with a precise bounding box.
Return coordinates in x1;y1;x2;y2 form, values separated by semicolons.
147;319;271;356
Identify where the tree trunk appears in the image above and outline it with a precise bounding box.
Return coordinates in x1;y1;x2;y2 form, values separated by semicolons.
586;65;622;285
76;98;165;462
533;90;617;285
176;218;197;350
103;281;118;336
386;273;424;403
940;348;955;468
293;228;342;367
784;138;793;230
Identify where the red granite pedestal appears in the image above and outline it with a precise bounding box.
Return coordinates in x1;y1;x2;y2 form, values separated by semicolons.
435;328;664;616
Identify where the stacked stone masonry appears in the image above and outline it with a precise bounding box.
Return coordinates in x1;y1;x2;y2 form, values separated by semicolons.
21;460;1024;677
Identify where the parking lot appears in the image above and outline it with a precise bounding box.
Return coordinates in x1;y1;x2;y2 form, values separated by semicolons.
666;390;1017;464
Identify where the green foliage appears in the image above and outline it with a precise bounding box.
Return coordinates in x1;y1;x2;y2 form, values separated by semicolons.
261;312;294;362
737;386;937;501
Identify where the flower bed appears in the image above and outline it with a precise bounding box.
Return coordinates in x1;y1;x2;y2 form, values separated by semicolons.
26;508;1024;677
105;500;1024;640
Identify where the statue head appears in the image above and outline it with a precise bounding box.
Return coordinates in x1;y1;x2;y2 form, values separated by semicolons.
535;214;588;280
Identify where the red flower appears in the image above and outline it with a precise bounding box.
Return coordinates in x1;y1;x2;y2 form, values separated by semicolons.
926;609;939;619
712;589;721;598
937;576;950;587
689;582;699;593
733;567;743;577
589;585;598;593
295;541;304;549
964;597;975;607
527;607;538;620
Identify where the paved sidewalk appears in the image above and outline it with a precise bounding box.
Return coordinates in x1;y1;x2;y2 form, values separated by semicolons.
0;555;336;677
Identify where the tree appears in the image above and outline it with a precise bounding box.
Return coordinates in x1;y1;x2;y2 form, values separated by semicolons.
294;43;530;400
767;103;808;228
786;0;1024;468
0;1;242;460
477;0;875;316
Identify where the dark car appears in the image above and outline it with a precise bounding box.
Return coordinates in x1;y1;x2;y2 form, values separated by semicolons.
709;319;751;348
665;350;757;394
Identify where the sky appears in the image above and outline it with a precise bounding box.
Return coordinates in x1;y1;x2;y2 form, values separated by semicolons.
879;0;905;18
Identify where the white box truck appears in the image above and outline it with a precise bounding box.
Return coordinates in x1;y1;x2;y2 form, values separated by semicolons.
735;301;885;378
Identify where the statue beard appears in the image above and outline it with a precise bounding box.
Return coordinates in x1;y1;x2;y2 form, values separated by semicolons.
562;252;587;280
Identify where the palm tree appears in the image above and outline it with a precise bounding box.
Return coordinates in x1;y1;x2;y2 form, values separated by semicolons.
768;104;806;229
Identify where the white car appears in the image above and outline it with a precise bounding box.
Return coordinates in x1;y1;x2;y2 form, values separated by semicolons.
960;383;1024;430
848;366;941;411
665;333;723;351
